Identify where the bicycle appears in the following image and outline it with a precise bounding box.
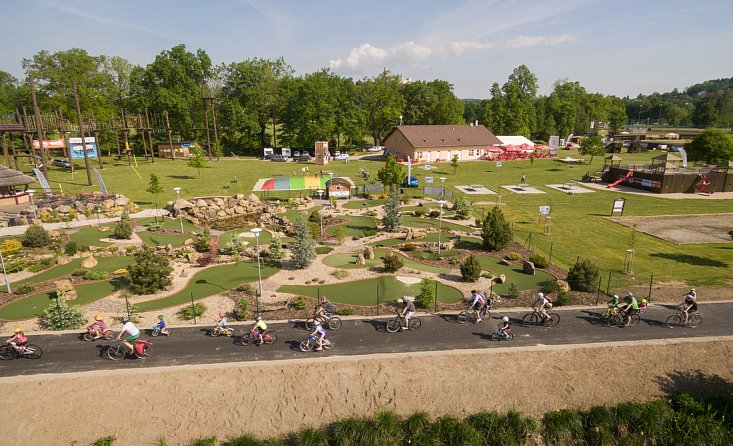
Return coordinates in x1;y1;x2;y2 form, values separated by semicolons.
666;306;702;329
522;308;560;327
209;326;235;337
106;339;152;360
386;312;422;333
83;327;116;342
305;311;342;330
0;343;42;360
490;323;514;341
610;307;641;327
299;334;334;352
238;328;277;346
458;299;492;324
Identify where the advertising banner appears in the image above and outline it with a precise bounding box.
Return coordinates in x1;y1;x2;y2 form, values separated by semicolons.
69;137;98;159
32;168;52;194
32;139;65;149
93;168;108;194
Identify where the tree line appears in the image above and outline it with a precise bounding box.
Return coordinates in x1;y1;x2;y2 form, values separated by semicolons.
1;45;731;154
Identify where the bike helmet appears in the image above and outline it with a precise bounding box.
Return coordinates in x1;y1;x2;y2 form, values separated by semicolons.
94;315;102;321
537;292;544;299
158;315;164;320
640;298;647;304
396;297;404;303
313;320;321;326
690;288;696;292
120;316;129;323
13;327;21;333
626;291;634;297
502;316;509;322
613;295;619;299
219;312;226;318
254;315;262;321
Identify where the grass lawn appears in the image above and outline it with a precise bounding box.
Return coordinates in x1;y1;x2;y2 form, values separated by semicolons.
136;231;191;247
135;260;280;312
342;199;386;209
323;249;445;273
69;226;113;247
278;275;464;306
11;256;134;287
325;215;379;237
401;215;473;232
476;256;556;294
218;228;273;247
135;216;197;233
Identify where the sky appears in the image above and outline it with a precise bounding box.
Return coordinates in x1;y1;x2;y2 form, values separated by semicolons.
3;0;733;99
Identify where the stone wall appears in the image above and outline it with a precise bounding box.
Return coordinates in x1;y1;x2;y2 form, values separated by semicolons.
167;193;288;229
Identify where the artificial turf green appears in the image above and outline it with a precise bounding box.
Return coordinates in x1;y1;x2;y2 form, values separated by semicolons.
11;256;134;287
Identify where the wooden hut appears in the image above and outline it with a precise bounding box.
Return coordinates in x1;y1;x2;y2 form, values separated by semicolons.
325;177;354;199
0;165;35;208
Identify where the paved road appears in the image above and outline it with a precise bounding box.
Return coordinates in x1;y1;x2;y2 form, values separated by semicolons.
2;303;731;378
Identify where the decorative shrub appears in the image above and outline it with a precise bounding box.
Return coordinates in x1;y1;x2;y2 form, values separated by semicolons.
28;257;55;272
331;270;349;280
529;254;549;268
402;243;416;252
113;268;128;276
567;258;600;292
291;296;308;310
197;254;215;267
113;213;133;240
507;283;519;299
428;210;441;218
0;239;22;255
236;298;249;319
449;255;460;265
14;283;35;295
336;306;355;316
415;279;436;309
177;302;207;320
194;227;212;252
64;241;79;256
39;296;86;330
72;268;87;276
127;246;174;295
459;254;482;282
481;272;494;279
22;224;51;248
541;279;562;295
505;252;522;261
383;252;404;272
482;207;513;251
83;270;109;280
5;255;28;273
363;229;378;237
555;292;573;306
414;209;426;217
315;246;333;255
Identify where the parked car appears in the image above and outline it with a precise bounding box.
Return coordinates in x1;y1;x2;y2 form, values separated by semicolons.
293;151;301;158
260;153;273;160
52;158;72;168
404;176;419;187
367;146;384;152
334;153;349;161
271;154;287;162
297;153;312;162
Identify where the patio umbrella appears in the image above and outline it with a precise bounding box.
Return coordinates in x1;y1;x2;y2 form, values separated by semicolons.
486;147;504;153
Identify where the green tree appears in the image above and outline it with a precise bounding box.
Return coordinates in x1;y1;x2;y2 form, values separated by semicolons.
187;144;206;177
22;224;51;248
686;128;733;164
357;69;405;145
481;207;513;251
401;79;464;125
484;82;505;134
290;215;316;268
579;135;606;164
382;252;404;273
377;155;405;193
268;237;285;260
566;258;600;292
40;297;86;330
415;278;436;309
459;254;482;282
146;173;164;222
194;226;212;252
452;195;472;220
127;246;173;294
332;226;345;245
450;154;460;174
113;213;133;240
382;190;402;232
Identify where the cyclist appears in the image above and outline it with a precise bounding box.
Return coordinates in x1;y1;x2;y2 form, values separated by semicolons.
156;315;170;336
251;315;267;345
468;290;486;322
638;298;648;314
607;294;620;309
216;312;229;330
682;291;698;324
315;295;335;323
399;296;416;330
498;316;511;339
310;320;327;351
684;288;697;300
115;316;140;355
619;292;639;327
6;327;28;353
533;292;553;321
86;315;107;339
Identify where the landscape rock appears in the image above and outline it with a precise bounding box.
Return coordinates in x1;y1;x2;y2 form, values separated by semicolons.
356;252;366;265
500;258;511;266
184;238;194;246
57;204;72;213
81;256;98;268
48;230;61;238
114;196;129;207
557;280;571;293
100;226;110;232
523;260;536;275
102;199;115;209
496;274;506;284
196;199;207;208
364;245;375;260
56;256;72;265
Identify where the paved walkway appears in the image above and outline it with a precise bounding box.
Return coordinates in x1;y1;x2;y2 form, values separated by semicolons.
0;209;170;237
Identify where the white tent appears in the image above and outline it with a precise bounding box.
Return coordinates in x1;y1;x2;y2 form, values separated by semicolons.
496;136;534;147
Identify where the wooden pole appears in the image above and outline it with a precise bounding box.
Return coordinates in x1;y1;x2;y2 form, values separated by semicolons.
90;110;103;169
21;107;37;167
201;83;212;159
145;109;155;163
72;82;93;186
58;108;74;173
1;133;10;167
121;109;132;166
28;75;49;179
165;111;174;161
9;132;20;171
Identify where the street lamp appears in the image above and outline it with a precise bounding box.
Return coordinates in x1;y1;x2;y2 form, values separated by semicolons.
0;249;10;293
251;227;263;315
437;200;446;255
439;177;446;199
173;187;183;234
316;189;325;236
27;189;36;221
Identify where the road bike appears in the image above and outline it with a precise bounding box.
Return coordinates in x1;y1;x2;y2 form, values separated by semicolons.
0;343;42;360
83;327;116;342
305;311;342;330
522;308;560;327
299;334;334;352
609;307;642;327
237;328;277;346
666;307;702;329
458;299;492;324
209;326;235;337
386;312;422;333
106;339;152;360
490;323;514;341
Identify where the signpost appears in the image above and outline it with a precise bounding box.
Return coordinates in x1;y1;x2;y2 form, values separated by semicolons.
611;198;626;216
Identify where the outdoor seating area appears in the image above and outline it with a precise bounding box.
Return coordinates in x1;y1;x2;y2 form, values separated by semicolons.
480;144;556;161
455;184;496;195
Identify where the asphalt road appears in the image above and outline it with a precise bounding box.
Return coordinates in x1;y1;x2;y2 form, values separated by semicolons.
2;302;731;378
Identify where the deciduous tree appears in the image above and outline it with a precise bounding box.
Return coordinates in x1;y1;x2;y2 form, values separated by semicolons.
686;128;733;164
127;246;173;295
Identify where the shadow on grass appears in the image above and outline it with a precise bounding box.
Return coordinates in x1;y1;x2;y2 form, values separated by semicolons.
649;253;728;267
168;175;196;180
195;279;226;291
655;371;733;398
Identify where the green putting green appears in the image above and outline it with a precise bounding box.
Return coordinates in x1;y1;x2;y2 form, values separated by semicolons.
135;260;280;312
135;217;197;232
12;256;134;287
477;256;556;294
278;275;463;306
402;215;472;232
325;215;379;237
136;231;191;247
369;234;481;248
69;227;113;247
323;249;445;273
218;228;273;247
342;199;386;209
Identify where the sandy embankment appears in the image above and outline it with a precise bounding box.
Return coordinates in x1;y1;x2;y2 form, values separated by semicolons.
1;338;732;445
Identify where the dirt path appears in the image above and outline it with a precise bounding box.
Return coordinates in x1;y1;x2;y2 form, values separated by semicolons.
1;337;731;445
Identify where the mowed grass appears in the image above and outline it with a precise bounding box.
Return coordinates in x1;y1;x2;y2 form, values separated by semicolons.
27;153;733;285
278;275;464;305
69;226;113;247
218;228;273;247
11;256;133;287
323;248;445;273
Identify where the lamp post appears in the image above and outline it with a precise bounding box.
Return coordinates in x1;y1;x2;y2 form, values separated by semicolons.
437;200;446;255
0;250;10;293
27;189;36;221
316;189;324;236
173;187;183;234
439;177;446;199
251;227;263;315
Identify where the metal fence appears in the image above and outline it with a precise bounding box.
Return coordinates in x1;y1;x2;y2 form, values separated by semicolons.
423;186;453;199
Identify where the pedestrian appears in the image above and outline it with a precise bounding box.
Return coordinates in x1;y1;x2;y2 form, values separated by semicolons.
520;174;526;184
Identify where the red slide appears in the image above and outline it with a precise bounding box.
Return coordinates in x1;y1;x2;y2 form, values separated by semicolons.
607;171;632;188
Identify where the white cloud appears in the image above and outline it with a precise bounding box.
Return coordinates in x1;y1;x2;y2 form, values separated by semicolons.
330;34;575;72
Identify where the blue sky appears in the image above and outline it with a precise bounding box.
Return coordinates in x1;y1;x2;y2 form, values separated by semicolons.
3;0;733;98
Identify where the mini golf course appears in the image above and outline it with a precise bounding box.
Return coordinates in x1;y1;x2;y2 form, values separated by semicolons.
11;256;134;288
323;249;445;273
477;255;555;294
218;228;273;247
278;276;464;306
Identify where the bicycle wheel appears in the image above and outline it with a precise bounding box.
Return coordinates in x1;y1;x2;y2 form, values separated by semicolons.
457;311;471;324
209;328;220;337
304;318;316;330
83;332;94;342
238;333;254;345
328;317;343;330
224;328;235;337
263;331;277;344
299;339;313;352
135;343;151;359
0;345;15;360
665;314;682;329
505;333;515;341
546;314;560;327
151;327;160;337
409;317;422;330
483;310;491;320
386;318;401;333
323;339;334;350
491;332;500;341
689;313;702;328
24;344;42;359
629;313;641;327
607;313;621;327
522;313;538;327
107;345;125;361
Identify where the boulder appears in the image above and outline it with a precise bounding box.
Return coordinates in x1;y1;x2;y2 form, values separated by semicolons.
114;196;129;207
102;199;115;209
496;274;506;284
175;199;195;210
74;201;85;211
500;258;511;266
196;199;207;208
81;256;98;268
100;226;110;232
364;245;375;260
557;280;571;293
48;230;61;238
356;252;366;265
523;260;536;275
184;238;194;246
213;198;225;207
57;204;72;213
248;194;260;202
54;279;76;300
56;256;72;265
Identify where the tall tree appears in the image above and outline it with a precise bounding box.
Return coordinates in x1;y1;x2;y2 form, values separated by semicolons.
382;190;402;232
686;128;733;164
482;207;513;251
377;155;405;192
290;215;316;269
280;69;339;148
357;69;405;145
579;136;606;164
401;80;464;125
